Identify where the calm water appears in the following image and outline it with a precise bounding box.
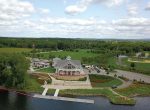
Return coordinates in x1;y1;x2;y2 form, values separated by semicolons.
0;90;150;110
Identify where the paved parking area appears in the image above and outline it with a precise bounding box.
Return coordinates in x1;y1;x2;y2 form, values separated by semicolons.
114;70;150;83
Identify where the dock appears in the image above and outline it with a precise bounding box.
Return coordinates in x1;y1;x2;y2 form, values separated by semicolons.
42;88;48;96
54;89;59;97
33;94;94;104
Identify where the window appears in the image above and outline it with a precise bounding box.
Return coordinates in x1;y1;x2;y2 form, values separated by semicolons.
68;64;71;69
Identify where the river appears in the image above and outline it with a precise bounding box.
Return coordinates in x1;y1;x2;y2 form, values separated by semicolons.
0;90;150;110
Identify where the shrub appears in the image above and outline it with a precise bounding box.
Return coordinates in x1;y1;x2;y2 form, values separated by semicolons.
47;79;52;84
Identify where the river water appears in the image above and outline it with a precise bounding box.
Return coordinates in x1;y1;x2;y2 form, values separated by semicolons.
0;90;150;110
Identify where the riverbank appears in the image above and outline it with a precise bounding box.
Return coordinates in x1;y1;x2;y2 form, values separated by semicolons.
59;88;135;105
115;82;150;97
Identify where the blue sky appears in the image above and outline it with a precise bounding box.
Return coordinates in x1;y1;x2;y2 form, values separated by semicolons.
0;0;150;39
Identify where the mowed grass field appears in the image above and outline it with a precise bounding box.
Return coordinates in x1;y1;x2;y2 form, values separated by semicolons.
37;50;98;60
116;57;150;75
0;48;32;53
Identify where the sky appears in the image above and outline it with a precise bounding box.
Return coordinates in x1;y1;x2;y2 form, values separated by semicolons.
0;0;150;39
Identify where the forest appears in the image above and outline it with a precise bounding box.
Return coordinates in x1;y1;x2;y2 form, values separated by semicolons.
0;37;150;55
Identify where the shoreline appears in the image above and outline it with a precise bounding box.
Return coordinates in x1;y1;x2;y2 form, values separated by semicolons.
0;86;133;105
0;86;150;105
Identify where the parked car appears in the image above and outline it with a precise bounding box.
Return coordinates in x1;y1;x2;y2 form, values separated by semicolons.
111;85;117;89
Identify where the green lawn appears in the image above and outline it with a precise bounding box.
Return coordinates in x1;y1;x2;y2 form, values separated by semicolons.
0;48;32;53
35;49;98;60
89;74;123;87
115;83;150;97
36;67;56;73
108;57;118;68
60;88;135;105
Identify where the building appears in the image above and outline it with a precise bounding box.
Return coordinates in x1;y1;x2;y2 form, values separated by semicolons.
52;56;84;75
31;58;50;68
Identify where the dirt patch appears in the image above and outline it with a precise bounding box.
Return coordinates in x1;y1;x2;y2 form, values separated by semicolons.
128;59;150;63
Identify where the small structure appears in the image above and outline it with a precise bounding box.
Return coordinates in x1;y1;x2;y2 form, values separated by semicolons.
52;56;84;75
136;52;149;58
31;58;50;68
136;52;142;57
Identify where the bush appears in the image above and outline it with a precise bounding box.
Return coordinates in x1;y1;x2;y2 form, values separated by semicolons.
47;79;52;84
78;77;87;81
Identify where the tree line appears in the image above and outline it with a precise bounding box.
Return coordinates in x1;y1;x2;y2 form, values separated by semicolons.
0;37;150;55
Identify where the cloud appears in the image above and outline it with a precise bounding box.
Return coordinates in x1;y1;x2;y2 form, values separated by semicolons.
127;4;138;16
0;0;35;21
65;0;124;14
0;0;149;39
40;17;104;26
112;17;150;26
39;8;50;14
145;2;150;10
39;17;150;38
65;5;87;14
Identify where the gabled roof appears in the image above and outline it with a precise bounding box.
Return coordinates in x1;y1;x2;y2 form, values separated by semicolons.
53;56;82;69
56;60;81;69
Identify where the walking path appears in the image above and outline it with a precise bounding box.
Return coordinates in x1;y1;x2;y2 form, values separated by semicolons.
33;94;94;104
108;88;129;99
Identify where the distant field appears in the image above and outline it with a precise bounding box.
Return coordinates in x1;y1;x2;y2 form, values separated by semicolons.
0;48;32;53
36;50;98;60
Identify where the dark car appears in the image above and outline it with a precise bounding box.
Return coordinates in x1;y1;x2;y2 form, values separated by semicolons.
111;85;117;89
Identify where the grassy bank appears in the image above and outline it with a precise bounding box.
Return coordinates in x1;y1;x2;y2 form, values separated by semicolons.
23;77;44;93
115;83;150;97
60;88;135;105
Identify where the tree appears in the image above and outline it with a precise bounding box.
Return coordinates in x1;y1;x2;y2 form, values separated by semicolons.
130;62;135;70
0;53;29;89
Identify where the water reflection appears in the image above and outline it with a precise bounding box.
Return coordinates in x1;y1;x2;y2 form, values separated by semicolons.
14;93;28;110
0;90;9;109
